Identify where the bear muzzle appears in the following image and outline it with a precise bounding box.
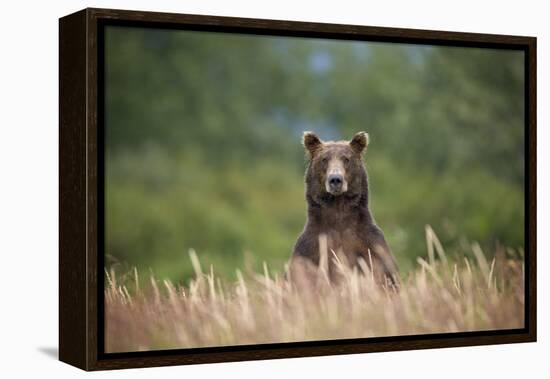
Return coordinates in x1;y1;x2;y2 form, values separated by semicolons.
326;174;348;195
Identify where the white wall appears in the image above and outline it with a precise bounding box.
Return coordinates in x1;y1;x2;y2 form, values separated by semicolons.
0;0;546;377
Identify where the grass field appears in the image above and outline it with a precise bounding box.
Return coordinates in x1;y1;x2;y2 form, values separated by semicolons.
104;227;524;353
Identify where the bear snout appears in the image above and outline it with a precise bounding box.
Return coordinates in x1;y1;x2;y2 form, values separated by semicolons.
329;174;343;188
326;174;347;195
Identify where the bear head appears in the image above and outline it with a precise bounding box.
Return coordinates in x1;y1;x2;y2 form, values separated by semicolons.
303;131;369;203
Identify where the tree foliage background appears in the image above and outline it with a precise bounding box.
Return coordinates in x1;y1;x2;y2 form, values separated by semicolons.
104;26;524;282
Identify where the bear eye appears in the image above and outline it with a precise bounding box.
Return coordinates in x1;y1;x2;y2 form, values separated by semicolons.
321;157;329;165
342;157;350;165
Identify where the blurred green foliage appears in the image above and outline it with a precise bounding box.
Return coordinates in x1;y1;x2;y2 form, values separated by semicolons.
104;26;525;281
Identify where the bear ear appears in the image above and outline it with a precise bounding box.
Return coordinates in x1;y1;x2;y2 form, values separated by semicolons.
350;131;369;154
303;131;323;156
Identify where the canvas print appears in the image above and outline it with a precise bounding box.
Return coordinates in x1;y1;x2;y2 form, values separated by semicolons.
103;25;525;353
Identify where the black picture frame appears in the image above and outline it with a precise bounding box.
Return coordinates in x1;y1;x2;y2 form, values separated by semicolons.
59;7;537;371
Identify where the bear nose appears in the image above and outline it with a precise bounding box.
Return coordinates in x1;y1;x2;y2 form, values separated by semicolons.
328;175;343;188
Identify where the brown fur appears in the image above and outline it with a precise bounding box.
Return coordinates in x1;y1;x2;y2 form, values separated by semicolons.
290;131;399;287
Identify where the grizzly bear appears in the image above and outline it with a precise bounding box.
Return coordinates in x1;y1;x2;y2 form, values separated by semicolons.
289;131;399;287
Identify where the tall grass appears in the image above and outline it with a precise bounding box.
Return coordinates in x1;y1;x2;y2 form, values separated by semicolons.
105;227;524;353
